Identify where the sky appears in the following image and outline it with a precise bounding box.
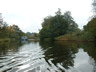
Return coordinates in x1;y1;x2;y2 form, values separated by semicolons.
0;0;93;33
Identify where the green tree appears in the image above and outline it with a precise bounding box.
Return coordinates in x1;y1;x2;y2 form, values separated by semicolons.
63;11;80;34
39;9;79;40
8;24;24;40
39;10;68;40
0;22;8;38
84;18;96;40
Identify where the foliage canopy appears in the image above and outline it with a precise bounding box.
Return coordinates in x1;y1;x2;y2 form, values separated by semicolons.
39;9;79;40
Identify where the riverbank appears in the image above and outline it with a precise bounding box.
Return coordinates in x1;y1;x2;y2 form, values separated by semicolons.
55;33;95;42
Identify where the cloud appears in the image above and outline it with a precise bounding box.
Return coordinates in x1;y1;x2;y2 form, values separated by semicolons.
0;0;93;32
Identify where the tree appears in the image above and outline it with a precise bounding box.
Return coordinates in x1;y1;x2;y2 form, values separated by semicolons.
0;13;10;38
39;9;68;40
0;20;9;38
0;13;25;40
63;11;80;34
8;24;24;40
84;18;96;40
39;9;79;40
92;0;96;17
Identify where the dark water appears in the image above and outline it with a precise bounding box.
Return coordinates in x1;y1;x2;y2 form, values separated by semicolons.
0;41;96;72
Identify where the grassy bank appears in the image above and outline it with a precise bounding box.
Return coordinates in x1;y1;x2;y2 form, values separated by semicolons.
55;32;95;42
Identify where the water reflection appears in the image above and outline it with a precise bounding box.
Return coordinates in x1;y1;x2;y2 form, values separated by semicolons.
0;41;45;72
21;40;28;44
0;41;96;72
39;41;96;72
39;41;78;71
79;42;96;72
0;42;23;56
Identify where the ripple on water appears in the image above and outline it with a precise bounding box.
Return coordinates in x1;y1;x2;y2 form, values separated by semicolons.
0;42;69;72
0;42;53;72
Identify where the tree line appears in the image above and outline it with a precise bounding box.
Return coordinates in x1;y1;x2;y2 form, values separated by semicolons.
39;8;96;41
0;14;24;41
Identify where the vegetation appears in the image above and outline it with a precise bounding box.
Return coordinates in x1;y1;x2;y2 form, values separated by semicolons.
56;17;96;41
0;22;9;38
83;18;96;41
8;24;25;40
1;8;96;42
0;13;40;42
39;8;96;42
0;14;25;42
39;9;80;40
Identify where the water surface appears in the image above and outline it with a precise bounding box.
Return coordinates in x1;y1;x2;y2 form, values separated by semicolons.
0;41;96;72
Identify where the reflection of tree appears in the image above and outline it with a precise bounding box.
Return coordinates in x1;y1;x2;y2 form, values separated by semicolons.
80;42;96;72
80;42;96;61
30;41;40;44
0;43;9;56
0;41;38;56
40;41;96;71
39;41;78;70
0;41;23;56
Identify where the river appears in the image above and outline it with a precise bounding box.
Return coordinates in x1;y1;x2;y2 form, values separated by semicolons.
0;41;96;72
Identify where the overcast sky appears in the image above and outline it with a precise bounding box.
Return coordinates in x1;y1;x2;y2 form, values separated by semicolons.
0;0;93;33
